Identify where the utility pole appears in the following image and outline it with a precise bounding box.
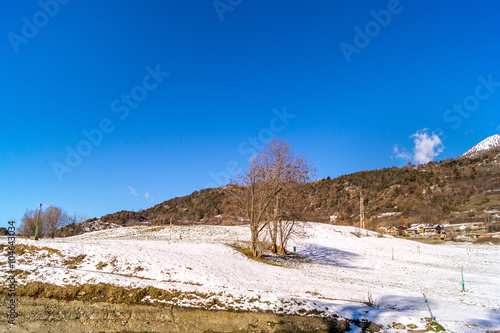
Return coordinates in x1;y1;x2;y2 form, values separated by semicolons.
360;191;365;234
34;203;42;241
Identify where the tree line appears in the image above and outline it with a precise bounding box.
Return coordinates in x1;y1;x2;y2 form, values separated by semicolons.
18;206;87;239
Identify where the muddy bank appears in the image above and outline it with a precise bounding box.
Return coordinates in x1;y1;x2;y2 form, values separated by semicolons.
0;296;382;333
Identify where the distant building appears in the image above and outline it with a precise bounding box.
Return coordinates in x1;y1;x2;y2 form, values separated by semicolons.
387;227;399;237
397;226;407;236
402;224;443;238
378;226;388;234
406;228;418;237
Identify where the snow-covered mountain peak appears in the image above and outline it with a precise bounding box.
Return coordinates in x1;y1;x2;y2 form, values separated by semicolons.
461;134;500;158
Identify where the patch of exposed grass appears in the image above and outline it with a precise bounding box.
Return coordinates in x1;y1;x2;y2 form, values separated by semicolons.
424;318;445;332
228;244;283;267
0;282;218;306
109;257;118;266
306;290;320;297
8;269;30;280
304;309;326;316
473;237;500;245
406;238;446;245
62;254;86;269
96;261;108;270
183;281;203;286
0;244;63;256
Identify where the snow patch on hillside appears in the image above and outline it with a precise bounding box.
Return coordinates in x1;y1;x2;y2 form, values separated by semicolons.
1;223;499;332
462;134;500;158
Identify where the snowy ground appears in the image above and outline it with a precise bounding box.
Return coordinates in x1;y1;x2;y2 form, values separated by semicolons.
1;223;499;332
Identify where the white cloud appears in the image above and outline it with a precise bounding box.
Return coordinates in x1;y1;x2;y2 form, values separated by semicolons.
144;192;150;199
394;129;444;164
393;145;411;161
127;186;138;196
411;129;444;164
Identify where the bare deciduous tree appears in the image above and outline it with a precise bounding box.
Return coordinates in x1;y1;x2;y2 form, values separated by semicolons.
230;156;281;257
259;138;315;254
44;206;68;238
19;208;39;238
19;205;83;239
230;137;315;257
68;212;88;226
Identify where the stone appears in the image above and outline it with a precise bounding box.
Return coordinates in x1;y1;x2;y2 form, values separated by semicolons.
368;322;382;332
393;322;406;329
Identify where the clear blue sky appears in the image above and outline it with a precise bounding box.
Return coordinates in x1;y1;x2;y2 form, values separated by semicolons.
2;1;500;228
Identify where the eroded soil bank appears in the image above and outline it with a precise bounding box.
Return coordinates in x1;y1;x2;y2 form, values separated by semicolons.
0;296;380;333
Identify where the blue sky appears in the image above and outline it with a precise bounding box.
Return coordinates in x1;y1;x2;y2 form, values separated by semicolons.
1;1;500;228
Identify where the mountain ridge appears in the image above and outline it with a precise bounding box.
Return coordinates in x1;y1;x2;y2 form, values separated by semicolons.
462;134;500;158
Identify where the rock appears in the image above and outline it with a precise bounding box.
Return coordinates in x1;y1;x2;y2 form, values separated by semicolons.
393;322;406;329
408;323;418;329
368;322;382;332
354;319;382;332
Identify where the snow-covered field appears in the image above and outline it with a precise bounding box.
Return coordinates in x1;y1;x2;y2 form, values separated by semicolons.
1;223;499;332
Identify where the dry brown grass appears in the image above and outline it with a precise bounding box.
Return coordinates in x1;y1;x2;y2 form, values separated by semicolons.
229;244;283;267
0;282;221;306
407;238;446;245
473;237;500;245
62;254;86;269
96;261;108;270
0;244;63;256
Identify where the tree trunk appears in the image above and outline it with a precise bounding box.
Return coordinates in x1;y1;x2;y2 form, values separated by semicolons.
250;226;260;257
270;221;278;254
270;195;280;254
277;221;287;254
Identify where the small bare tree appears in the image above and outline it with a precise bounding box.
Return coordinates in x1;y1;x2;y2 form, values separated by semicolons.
68;212;88;226
19;208;39;238
41;206;69;238
19;206;82;238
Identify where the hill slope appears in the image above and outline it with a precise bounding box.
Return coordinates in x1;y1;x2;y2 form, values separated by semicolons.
57;147;500;237
5;223;500;332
